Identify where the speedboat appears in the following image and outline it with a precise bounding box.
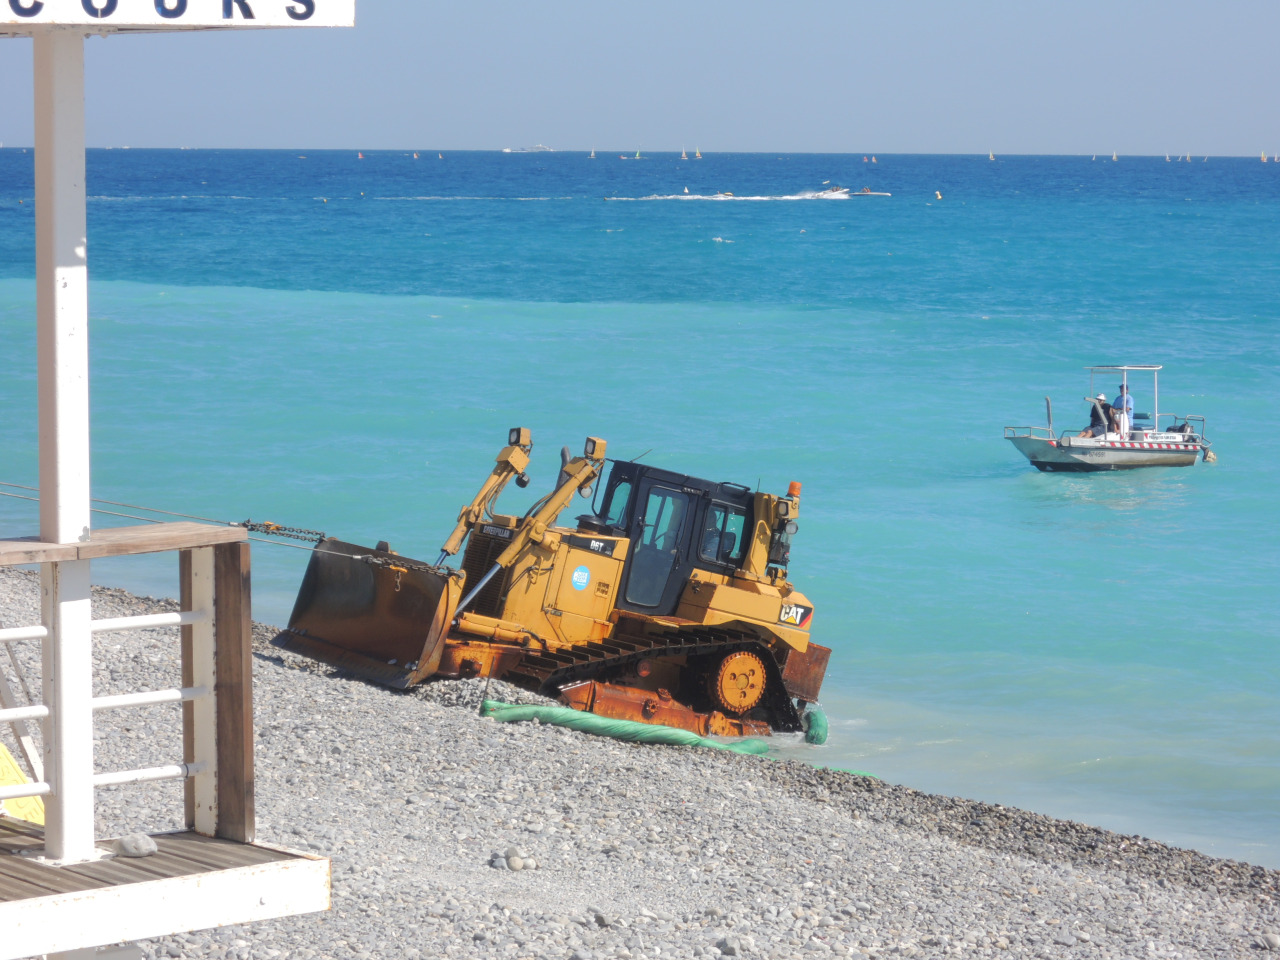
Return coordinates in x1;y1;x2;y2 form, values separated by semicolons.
1005;365;1212;472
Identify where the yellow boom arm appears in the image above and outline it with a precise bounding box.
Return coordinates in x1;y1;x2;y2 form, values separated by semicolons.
457;437;607;611
437;429;532;560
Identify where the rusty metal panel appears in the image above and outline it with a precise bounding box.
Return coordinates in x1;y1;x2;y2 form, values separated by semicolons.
273;538;457;688
558;681;770;738
780;642;830;702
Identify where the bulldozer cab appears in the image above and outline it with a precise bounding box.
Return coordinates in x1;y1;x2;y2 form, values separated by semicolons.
580;461;754;617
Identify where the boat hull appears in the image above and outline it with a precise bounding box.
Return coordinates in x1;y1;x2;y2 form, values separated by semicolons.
1007;435;1202;472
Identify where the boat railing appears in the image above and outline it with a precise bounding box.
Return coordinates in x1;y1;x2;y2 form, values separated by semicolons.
1155;413;1207;438
1003;425;1056;441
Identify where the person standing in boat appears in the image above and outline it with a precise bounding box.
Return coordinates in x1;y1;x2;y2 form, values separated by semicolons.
1078;393;1113;437
1113;383;1134;436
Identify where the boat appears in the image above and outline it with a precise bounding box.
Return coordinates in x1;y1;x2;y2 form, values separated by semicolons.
1166;154;1171;161
635;149;642;159
357;152;364;159
1004;365;1212;472
1263;152;1269;163
989;151;995;161
681;148;688;160
1112;151;1118;161
695;148;702;159
589;149;596;159
438;153;443;159
413;152;419;159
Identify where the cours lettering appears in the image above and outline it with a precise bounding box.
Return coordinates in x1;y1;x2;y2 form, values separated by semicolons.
7;0;317;19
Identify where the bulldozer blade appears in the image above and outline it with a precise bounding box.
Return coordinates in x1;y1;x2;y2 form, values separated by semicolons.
273;537;460;689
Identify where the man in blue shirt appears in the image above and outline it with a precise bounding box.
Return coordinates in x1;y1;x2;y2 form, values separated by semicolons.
1113;383;1134;435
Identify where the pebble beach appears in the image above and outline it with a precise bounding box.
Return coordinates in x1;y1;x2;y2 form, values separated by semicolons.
2;566;1277;960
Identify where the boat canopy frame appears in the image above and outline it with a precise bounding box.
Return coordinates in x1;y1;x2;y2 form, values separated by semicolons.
1087;364;1161;429
1005;364;1207;442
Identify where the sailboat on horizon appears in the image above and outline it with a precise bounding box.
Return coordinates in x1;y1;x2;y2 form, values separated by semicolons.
681;148;688;160
989;151;995;161
694;148;702;159
589;148;596;159
1112;151;1118;161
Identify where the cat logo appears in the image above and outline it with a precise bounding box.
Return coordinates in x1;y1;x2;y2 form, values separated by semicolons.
482;524;513;540
778;603;812;628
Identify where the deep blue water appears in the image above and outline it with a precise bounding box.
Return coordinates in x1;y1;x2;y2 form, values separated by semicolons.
2;149;1278;865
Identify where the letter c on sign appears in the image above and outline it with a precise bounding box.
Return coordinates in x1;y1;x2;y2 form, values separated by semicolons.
155;0;186;17
285;0;314;19
9;0;45;16
81;0;118;16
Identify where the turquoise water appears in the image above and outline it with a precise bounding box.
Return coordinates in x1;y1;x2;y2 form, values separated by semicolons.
2;150;1278;865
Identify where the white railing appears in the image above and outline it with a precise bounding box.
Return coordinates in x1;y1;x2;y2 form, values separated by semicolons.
1003;424;1057;440
0;557;216;833
0;524;255;861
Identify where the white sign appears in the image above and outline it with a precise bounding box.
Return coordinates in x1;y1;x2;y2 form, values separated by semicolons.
2;0;353;29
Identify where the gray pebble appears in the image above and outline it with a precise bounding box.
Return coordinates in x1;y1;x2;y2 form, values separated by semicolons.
114;833;159;858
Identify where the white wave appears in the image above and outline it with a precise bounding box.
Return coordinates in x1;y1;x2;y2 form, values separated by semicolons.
625;189;886;201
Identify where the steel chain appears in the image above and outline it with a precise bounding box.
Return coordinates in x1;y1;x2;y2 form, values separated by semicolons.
237;520;326;543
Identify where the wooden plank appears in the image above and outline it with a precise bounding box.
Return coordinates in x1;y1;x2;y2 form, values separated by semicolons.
0;536;78;565
0;523;246;567
0;831;44;856
152;834;285;869
179;549;196;829
0;852;107;896
80;522;246;560
0;872;43;902
61;856;175;886
214;542;254;843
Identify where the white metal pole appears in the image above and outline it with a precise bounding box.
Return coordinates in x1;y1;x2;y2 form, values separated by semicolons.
34;27;96;864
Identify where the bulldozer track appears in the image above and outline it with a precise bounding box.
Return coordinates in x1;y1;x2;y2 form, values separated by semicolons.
504;624;804;732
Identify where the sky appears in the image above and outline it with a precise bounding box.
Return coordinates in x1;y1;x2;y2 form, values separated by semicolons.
1;0;1278;154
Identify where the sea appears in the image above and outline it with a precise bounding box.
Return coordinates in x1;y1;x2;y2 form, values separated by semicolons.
1;149;1278;866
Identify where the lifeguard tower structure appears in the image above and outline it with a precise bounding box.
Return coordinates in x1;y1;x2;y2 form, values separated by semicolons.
1;3;353;957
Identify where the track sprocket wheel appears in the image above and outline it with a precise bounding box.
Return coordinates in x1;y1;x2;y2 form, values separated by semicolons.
709;650;766;714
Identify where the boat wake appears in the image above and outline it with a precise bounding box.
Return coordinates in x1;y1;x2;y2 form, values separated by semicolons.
619;189;890;201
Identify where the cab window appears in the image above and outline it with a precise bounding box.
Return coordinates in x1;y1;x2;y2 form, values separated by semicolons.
699;502;747;565
602;478;633;527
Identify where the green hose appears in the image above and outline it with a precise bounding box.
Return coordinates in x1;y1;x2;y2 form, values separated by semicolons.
802;704;829;745
481;699;874;778
481;700;770;754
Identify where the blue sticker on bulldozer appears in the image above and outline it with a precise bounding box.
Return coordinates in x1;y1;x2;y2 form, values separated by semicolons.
571;565;591;591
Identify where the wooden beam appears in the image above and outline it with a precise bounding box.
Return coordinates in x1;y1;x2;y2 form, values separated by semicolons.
85;523;246;559
0;537;78;565
178;550;195;830
0;523;246;567
213;542;254;843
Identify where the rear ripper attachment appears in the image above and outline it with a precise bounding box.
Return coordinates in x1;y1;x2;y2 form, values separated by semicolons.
274;429;830;737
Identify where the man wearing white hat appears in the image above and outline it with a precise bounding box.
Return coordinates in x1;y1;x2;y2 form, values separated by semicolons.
1078;393;1113;437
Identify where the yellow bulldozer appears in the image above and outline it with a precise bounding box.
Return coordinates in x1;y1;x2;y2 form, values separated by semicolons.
274;430;830;737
